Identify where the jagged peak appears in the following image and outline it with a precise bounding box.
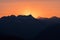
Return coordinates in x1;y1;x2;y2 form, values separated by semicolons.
17;14;35;19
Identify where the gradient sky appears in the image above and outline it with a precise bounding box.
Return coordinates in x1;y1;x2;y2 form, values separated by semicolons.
0;0;60;18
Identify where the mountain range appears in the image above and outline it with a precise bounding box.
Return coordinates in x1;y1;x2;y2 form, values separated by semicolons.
0;15;60;40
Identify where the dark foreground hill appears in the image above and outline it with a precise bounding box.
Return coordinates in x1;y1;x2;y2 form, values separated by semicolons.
0;15;60;40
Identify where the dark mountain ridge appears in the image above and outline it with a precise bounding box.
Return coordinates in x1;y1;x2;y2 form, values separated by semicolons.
0;15;60;40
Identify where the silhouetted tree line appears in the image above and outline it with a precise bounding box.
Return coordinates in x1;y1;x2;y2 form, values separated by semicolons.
0;15;60;40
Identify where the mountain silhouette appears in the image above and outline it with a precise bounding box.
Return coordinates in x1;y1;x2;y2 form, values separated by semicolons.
0;15;60;40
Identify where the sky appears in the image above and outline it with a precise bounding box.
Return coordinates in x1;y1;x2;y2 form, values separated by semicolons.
0;0;60;18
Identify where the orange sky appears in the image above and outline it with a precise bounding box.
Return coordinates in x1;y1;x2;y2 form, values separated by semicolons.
0;0;60;18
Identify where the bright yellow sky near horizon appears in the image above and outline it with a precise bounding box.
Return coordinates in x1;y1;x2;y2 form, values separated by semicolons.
0;0;60;18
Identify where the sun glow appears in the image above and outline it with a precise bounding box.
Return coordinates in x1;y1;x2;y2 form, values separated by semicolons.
21;8;42;18
23;10;31;16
